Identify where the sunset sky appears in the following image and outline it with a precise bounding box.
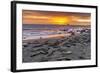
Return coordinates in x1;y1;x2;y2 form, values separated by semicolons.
22;10;91;25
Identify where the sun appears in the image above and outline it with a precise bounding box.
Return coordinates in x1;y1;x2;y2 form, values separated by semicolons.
51;17;69;25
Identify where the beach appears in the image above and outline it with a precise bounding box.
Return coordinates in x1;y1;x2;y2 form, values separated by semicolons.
22;29;91;63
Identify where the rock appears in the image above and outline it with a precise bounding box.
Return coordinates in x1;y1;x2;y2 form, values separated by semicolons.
23;29;91;62
39;57;50;62
58;41;68;46
56;57;71;61
58;46;67;52
49;51;62;58
30;47;42;51
23;42;28;45
32;44;43;47
30;50;48;57
78;56;86;59
23;43;28;47
47;47;56;56
31;45;49;52
46;39;59;46
62;51;72;55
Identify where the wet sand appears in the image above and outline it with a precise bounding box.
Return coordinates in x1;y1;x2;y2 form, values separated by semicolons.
22;31;91;63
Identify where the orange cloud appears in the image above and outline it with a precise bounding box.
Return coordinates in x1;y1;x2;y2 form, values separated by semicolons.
22;10;91;25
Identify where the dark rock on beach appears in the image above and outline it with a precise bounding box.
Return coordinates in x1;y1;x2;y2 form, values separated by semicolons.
22;30;91;63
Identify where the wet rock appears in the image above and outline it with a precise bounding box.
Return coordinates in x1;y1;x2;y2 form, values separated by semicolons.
50;51;62;58
47;47;57;56
23;45;28;47
62;51;72;55
23;30;91;62
39;57;50;62
46;39;59;46
30;45;49;52
23;42;28;45
32;44;43;47
30;50;48;57
56;57;71;61
78;56;86;59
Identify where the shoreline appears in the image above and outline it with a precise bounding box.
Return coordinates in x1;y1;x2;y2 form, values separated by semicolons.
23;33;71;41
23;33;71;42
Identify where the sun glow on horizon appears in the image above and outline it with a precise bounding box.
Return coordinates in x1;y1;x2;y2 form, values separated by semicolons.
51;17;70;25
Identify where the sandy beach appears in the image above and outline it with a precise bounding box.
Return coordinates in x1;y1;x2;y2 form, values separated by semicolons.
22;30;91;63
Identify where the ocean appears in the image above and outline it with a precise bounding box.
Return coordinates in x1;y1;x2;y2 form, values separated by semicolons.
22;24;90;40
